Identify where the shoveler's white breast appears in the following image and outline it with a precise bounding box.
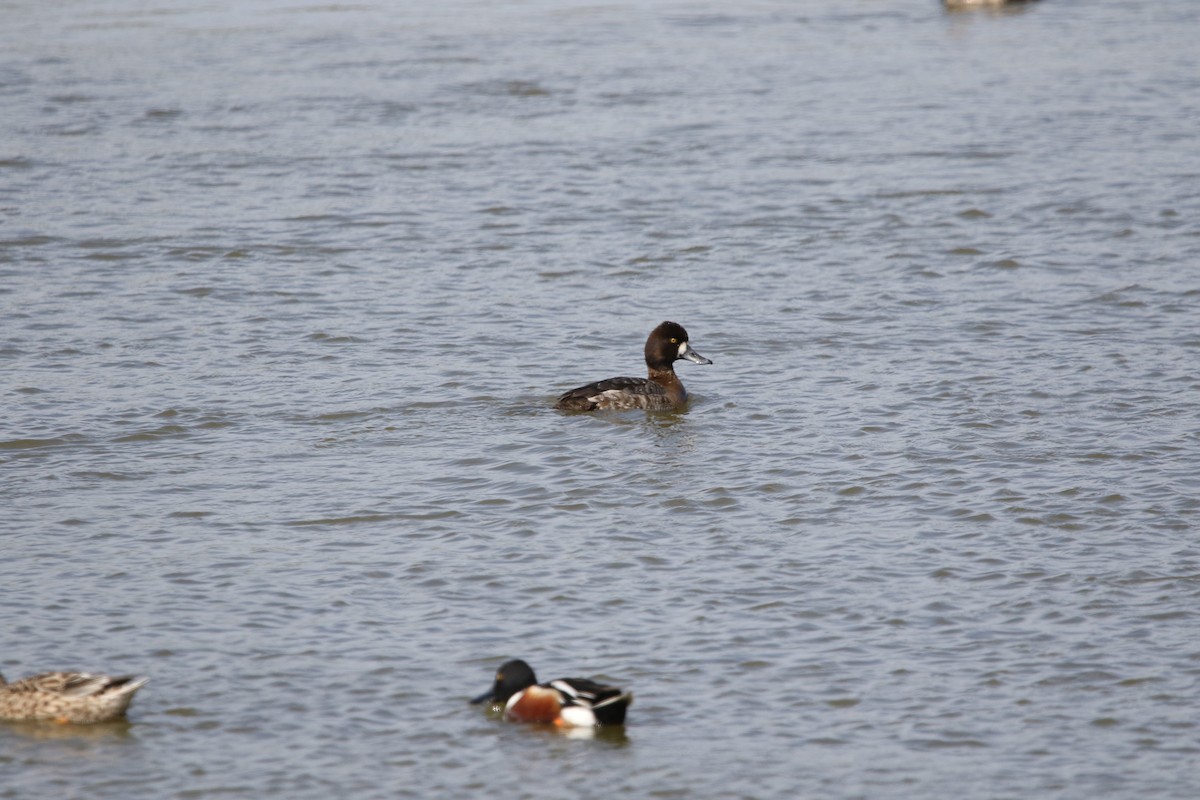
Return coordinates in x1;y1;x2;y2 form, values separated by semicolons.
557;704;598;727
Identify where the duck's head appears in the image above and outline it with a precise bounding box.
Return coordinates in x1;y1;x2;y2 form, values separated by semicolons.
470;659;538;706
645;321;712;370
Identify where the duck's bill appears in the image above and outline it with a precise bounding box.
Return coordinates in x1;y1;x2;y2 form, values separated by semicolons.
469;689;496;705
680;342;712;365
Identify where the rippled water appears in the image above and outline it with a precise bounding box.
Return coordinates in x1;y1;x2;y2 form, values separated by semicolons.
3;0;1199;797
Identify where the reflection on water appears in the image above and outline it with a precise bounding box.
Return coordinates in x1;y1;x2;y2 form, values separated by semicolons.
555;724;630;745
471;705;632;745
943;0;1040;16
2;719;135;743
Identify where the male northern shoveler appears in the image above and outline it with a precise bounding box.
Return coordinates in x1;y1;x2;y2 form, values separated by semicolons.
469;659;632;727
0;671;149;724
555;321;712;411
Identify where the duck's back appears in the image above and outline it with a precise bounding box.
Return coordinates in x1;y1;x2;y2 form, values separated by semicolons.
548;677;633;726
554;377;672;411
0;672;148;723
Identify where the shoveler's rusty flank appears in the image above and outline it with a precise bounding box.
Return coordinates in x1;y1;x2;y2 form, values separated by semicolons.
470;659;632;727
0;671;149;724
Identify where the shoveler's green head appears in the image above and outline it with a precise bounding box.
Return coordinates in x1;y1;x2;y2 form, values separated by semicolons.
469;659;538;706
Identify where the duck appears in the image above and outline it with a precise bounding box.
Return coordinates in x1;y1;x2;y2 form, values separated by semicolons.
469;659;632;727
944;0;1038;8
555;321;712;411
0;671;149;724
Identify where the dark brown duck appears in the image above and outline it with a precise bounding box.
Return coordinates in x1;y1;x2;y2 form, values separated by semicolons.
555;321;712;411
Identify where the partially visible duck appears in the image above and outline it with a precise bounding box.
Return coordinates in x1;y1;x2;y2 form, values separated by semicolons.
555;321;712;411
944;0;1039;8
0;671;149;724
470;659;632;727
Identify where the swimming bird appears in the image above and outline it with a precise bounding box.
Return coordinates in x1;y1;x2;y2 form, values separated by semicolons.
0;671;149;724
944;0;1038;8
470;659;632;727
555;321;712;411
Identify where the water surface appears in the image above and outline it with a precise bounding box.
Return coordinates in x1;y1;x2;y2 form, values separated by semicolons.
2;1;1199;797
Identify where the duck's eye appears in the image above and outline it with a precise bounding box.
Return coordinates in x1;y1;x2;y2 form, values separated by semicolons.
670;338;678;344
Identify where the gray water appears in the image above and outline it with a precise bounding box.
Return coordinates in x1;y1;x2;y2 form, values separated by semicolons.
2;0;1199;797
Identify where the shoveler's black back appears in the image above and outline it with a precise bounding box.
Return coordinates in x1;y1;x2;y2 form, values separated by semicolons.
551;677;632;726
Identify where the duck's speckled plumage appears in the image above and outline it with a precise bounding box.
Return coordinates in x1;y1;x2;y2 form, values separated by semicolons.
944;0;1037;7
555;321;712;411
0;671;148;724
470;659;632;727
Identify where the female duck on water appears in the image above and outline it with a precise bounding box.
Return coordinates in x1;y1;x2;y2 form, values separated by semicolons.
0;671;148;724
555;321;712;411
